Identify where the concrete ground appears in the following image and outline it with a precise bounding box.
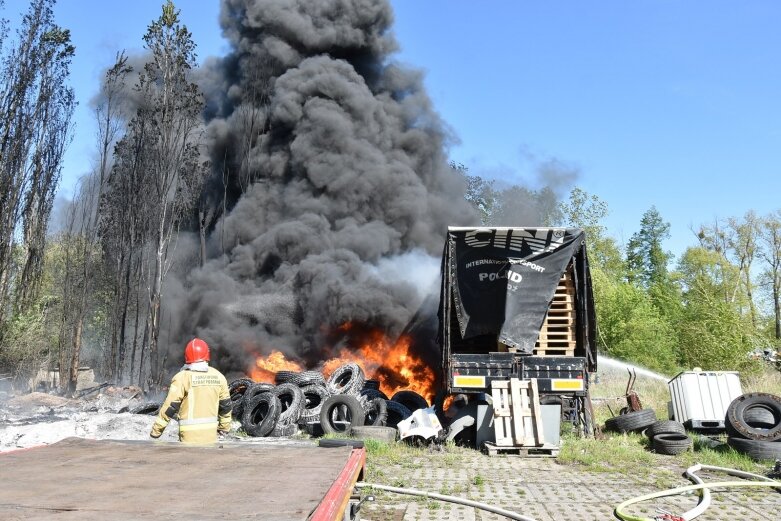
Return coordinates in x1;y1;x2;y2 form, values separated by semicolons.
360;449;781;521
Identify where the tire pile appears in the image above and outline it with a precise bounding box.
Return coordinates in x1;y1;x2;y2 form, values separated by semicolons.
231;363;427;440
603;409;693;455
724;392;781;461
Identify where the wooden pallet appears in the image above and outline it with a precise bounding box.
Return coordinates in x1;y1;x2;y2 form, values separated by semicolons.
483;441;560;458
534;264;576;356
490;378;544;447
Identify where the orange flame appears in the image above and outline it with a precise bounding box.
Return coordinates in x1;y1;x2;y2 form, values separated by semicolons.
249;323;436;403
250;350;304;383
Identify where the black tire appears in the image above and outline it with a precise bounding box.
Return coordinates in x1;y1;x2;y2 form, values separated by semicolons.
360;388;389;402
391;390;429;412
291;370;326;387
274;370;299;385
604;409;657;433
326;363;365;395
298;384;330;424
350;425;397;443
320;394;365;435
728;436;781;461
362;379;381;391
725;393;781;441
272;382;305;425
241;393;281;437
646;420;686;440
385;400;412;427
130;402;162;415
240;382;274;415
229;379;254;419
319;438;364;449
364;397;388;426
270;423;298;437
652;433;692;455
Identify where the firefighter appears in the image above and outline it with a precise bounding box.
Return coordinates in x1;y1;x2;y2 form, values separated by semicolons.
150;338;232;443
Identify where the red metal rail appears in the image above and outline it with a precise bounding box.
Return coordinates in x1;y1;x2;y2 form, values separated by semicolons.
309;447;366;521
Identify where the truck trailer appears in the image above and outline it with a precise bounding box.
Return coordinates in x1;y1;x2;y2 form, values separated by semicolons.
439;227;598;436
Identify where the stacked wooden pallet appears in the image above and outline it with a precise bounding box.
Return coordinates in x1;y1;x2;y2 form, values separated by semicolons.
534;264;576;356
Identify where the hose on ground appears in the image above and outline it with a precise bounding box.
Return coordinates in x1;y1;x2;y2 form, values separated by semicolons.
614;480;780;521
355;482;538;521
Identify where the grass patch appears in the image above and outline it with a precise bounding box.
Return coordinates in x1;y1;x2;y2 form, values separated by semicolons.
558;431;656;473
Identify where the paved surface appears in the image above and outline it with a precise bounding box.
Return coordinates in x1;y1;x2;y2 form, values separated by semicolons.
361;450;781;521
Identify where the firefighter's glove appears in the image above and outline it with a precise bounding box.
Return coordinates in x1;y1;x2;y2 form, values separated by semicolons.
150;424;164;439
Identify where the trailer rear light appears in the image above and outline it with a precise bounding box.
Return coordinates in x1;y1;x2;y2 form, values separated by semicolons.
452;375;486;388
551;379;584;391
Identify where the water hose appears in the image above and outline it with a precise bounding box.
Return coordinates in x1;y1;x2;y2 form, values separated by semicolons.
614;480;780;521
679;464;778;520
355;482;538;521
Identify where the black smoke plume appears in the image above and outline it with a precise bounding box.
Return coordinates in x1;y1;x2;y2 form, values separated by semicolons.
168;0;476;374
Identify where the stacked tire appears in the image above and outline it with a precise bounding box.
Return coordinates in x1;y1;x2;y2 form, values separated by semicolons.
645;420;691;455
725;393;781;461
604;408;657;434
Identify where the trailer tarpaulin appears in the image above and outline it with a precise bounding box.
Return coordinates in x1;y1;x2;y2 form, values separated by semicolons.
444;227;589;355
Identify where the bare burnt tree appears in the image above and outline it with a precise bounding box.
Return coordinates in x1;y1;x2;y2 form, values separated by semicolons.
139;1;205;387
0;0;75;338
56;53;132;393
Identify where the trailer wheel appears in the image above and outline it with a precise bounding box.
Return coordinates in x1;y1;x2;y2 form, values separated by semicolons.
652;433;692;455
604;409;657;433
725;393;781;441
727;436;781;461
242;393;281;437
364;397;388;426
320;395;365;434
350;425;397;443
385;400;412;427
272;383;305;425
326;363;365;395
391;390;429;412
646;420;686;440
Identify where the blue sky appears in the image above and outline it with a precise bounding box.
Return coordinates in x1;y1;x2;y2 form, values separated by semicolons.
5;0;780;259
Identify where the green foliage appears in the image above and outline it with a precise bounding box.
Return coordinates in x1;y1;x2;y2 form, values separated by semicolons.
592;268;680;375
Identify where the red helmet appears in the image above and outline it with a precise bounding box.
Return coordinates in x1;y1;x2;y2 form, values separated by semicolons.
184;338;210;364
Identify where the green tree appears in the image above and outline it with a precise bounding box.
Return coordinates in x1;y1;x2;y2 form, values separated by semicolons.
626;206;672;287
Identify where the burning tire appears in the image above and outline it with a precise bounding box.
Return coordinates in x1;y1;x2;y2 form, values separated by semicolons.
652;433;692;455
385;400;412;427
130;402;162;415
298;384;330;424
391;390;428;412
242;392;281;437
645;420;686;440
291;370;326;387
725;393;781;441
326;363;365;395
364;397;388;426
320;395;365;435
728;436;781;461
604;409;657;433
272;383;305;426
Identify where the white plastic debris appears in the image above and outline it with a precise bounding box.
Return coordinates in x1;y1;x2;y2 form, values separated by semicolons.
397;406;442;441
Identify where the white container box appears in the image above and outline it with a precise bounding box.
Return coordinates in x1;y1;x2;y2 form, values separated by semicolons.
668;370;742;430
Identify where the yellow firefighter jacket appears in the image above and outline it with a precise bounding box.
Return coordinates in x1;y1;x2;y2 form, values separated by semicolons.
151;364;232;443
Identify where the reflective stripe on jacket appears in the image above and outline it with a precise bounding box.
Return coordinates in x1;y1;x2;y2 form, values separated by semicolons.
152;365;231;443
